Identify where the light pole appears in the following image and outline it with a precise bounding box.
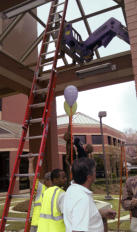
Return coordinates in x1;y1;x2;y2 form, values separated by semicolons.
98;111;112;200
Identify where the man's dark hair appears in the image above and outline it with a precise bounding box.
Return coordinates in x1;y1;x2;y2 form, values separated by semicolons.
51;169;63;182
72;158;96;184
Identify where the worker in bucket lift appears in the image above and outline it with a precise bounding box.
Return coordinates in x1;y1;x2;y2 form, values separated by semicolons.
30;172;52;232
37;169;67;232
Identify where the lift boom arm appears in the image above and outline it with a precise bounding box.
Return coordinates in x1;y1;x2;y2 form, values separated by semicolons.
62;17;130;63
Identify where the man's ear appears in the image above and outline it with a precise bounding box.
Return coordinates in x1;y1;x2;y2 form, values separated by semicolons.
87;174;92;181
87;174;94;183
53;178;58;184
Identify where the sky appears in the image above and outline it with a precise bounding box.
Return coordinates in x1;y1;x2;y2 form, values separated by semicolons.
56;81;137;132
38;0;137;132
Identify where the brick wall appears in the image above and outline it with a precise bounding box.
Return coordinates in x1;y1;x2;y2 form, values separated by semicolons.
2;94;28;124
125;0;137;92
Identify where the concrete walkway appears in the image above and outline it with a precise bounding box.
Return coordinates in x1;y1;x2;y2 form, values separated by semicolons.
108;214;130;223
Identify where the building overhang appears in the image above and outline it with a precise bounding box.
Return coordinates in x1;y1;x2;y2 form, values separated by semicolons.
56;50;133;95
0;50;133;97
0;50;33;97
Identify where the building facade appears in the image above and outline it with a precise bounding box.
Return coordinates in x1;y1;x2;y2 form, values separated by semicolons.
57;112;126;179
0;94;29;194
0;97;126;193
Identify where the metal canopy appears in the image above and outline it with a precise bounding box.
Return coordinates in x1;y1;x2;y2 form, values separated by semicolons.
0;0;133;97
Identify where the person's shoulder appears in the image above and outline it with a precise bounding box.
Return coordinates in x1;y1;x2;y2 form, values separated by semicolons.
44;185;57;192
126;176;137;185
66;184;87;199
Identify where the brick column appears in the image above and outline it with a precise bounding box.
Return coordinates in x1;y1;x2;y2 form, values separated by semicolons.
10;151;19;194
124;0;137;92
30;98;59;178
86;134;92;144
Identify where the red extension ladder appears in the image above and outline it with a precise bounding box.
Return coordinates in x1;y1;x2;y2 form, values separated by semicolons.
0;0;68;231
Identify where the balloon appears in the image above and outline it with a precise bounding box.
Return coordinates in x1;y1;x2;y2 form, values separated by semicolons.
64;101;77;116
64;85;78;107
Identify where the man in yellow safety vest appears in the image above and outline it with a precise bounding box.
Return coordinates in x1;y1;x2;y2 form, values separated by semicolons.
30;172;52;232
37;169;67;232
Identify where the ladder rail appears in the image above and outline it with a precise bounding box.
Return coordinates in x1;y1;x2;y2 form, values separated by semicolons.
24;1;68;231
22;0;56;128
22;0;59;128
24;2;58;230
24;90;56;230
0;129;27;231
0;0;68;231
42;0;68;125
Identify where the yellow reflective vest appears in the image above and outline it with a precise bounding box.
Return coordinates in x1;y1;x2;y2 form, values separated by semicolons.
31;181;46;226
37;186;65;232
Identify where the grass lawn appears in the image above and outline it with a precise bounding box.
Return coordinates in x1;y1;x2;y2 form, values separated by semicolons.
109;221;130;231
93;194;130;231
0;198;28;231
0;181;130;231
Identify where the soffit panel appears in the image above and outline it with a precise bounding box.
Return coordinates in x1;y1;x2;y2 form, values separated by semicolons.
56;51;133;95
0;50;133;97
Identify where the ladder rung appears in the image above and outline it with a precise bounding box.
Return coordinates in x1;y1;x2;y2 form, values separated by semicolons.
48;19;61;25
42;50;56;56
44;39;57;45
46;28;60;34
26;135;43;140
20;153;39;158
51;10;63;15
30;102;45;108
27;118;42;124
36;74;50;82
53;2;65;7
4;217;26;222
10;194;29;199
40;61;53;67
33;88;48;95
14;173;35;177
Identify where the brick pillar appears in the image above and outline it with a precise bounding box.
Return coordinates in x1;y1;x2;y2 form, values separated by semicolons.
124;0;137;92
86;134;92;144
30;98;59;178
45;98;59;170
10;151;19;194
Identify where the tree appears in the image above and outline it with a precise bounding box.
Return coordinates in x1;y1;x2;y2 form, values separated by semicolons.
124;129;137;165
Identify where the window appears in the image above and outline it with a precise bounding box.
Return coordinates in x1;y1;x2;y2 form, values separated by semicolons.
19;152;30;190
0;128;10;134
108;136;112;145
118;140;121;146
74;135;86;144
94;154;105;178
113;138;117;146
0;152;9;192
92;135;102;144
